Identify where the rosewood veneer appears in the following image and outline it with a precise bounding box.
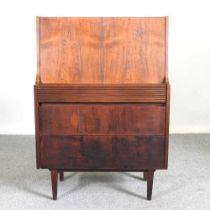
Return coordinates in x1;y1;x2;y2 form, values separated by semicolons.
34;17;170;200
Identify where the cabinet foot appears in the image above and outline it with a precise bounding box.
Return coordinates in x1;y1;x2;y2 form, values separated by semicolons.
51;170;58;200
59;171;64;181
143;171;147;181
50;170;155;200
145;170;155;200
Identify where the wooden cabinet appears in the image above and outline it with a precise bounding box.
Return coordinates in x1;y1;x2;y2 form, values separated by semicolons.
34;17;170;200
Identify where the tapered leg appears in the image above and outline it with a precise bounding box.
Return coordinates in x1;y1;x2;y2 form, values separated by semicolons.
59;171;64;181
146;170;154;200
143;171;148;181
51;170;58;200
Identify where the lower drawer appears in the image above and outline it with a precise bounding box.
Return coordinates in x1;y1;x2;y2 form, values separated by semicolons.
40;135;166;170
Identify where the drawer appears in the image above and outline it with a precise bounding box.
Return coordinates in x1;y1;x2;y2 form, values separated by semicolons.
40;135;165;170
39;104;165;135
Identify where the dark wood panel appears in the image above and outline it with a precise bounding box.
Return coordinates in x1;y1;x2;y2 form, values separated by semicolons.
40;135;165;170
164;81;170;168
39;104;165;135
34;86;40;169
35;16;170;200
35;84;166;103
37;17;167;84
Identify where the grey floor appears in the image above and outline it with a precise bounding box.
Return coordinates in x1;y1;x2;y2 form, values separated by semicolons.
0;135;210;210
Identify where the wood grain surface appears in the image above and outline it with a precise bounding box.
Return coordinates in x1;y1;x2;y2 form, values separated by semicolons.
35;17;170;200
35;84;166;103
40;135;165;170
39;104;165;135
37;17;167;84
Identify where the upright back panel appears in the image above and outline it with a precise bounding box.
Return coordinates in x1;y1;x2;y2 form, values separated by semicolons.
37;17;167;84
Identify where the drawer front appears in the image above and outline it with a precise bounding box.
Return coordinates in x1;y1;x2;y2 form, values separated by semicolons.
40;135;165;170
39;104;165;135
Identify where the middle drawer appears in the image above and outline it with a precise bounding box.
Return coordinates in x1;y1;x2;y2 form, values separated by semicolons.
39;104;165;135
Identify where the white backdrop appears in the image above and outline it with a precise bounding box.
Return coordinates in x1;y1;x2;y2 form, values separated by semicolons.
0;0;209;134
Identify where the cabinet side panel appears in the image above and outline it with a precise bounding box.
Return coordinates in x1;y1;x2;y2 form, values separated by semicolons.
34;86;40;168
164;83;170;168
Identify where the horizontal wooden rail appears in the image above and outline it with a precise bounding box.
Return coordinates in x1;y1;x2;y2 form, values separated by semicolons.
35;84;166;103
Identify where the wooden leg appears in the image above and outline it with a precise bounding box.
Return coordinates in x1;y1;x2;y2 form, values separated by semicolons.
51;170;58;200
146;170;154;200
143;171;147;181
59;171;64;181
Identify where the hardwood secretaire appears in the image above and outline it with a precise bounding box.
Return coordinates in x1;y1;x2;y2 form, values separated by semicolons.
34;17;170;200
